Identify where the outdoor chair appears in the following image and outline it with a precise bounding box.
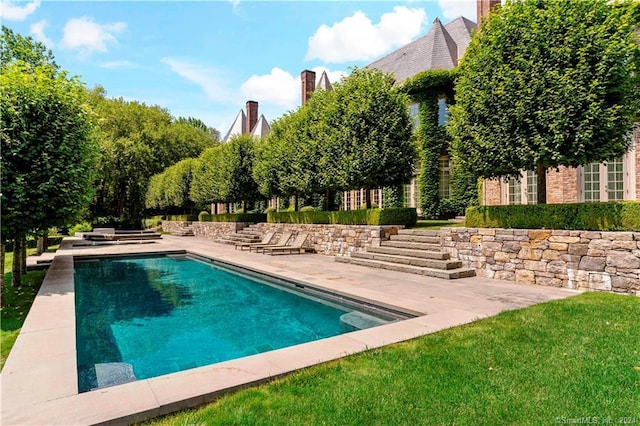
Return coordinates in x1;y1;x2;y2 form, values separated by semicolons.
249;231;293;253
262;232;309;255
235;230;276;250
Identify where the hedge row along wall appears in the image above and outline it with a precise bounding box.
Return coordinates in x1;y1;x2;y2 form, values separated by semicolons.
267;208;417;226
466;202;640;232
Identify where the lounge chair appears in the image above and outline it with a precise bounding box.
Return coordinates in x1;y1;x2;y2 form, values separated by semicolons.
235;230;276;251
262;232;309;255
250;231;293;253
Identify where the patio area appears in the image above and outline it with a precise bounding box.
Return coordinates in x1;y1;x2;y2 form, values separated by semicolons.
1;235;580;425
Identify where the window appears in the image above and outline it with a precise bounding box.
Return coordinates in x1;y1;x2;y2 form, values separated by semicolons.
607;158;624;201
439;157;451;199
508;176;522;205
437;98;448;126
409;103;420;130
343;191;351;210
355;189;362;209
403;178;419;208
583;163;601;202
526;170;537;205
373;188;380;207
580;157;627;202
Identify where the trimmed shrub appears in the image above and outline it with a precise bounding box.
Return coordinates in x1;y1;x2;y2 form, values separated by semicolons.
300;206;316;212
267;208;417;226
143;215;164;229
165;214;198;222
198;211;211;222
199;213;267;223
69;222;92;236
264;207;276;213
465;202;640;231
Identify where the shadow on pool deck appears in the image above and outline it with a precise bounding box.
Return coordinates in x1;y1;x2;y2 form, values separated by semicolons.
2;235;581;425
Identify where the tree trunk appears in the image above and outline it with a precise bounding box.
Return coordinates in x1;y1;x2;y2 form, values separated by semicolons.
43;234;49;253
325;189;334;211
12;238;22;288
293;194;299;211
365;186;372;209
1;243;5;307
37;236;44;256
536;162;547;204
243;199;247;212
21;236;27;275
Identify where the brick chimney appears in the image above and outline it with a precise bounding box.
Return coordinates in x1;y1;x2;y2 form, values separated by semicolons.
245;100;258;134
477;0;500;24
301;70;316;105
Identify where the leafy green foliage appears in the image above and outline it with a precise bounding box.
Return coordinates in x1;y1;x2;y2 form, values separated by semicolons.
68;222;93;236
1;54;99;243
88;88;215;222
450;0;640;199
0;25;57;70
198;213;267;223
267;208;417;226
145;158;195;211
465;202;640;231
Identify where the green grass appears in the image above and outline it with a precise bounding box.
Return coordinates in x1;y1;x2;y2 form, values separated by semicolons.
147;292;640;425
1;246;56;370
412;219;465;229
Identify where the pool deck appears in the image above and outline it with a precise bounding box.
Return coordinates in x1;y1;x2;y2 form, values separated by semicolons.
1;236;581;425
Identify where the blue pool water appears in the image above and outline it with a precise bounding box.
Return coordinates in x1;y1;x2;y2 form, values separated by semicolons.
74;254;395;392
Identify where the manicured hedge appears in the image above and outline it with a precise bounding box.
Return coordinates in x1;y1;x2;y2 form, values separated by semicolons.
198;213;267;223
165;214;198;222
267;208;417;226
465;202;640;231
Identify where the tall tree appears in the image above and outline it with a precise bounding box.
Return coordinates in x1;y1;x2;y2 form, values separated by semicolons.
176;116;220;142
1;30;98;290
450;0;640;204
89;90;216;224
315;68;417;208
222;134;262;211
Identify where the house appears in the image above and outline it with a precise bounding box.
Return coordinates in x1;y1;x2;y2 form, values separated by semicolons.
369;0;638;210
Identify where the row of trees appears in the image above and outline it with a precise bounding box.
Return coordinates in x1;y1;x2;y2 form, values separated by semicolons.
146;69;418;213
0;26;219;299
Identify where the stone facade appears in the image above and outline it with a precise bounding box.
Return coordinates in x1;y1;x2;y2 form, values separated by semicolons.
441;228;640;295
162;221;401;256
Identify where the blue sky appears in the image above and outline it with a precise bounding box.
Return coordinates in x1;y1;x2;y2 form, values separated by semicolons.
1;0;477;135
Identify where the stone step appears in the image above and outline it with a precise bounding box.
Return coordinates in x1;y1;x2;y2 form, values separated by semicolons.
381;240;443;250
351;252;461;270
397;229;440;237
390;234;440;244
368;246;450;260
335;257;475;280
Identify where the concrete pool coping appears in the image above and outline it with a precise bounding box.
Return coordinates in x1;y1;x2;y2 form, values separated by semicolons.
1;236;581;425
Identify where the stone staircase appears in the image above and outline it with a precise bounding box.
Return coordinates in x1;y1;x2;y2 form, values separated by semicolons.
335;229;476;280
171;225;194;237
217;224;262;245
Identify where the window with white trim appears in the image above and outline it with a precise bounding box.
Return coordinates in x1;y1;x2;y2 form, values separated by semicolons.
508;177;522;205
409;103;419;130
437;98;448;126
579;156;631;202
439;157;451;199
502;170;536;205
343;191;351;210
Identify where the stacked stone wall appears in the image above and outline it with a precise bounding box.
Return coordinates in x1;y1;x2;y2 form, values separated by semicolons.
441;228;640;295
162;221;400;256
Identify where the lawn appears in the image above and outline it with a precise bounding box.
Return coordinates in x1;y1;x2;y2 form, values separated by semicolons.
148;292;640;425
412;219;465;229
1;247;54;370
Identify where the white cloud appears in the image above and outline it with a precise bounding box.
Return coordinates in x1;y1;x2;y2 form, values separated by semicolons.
61;16;126;55
438;0;477;21
30;20;54;48
229;0;240;9
0;0;40;21
100;60;136;69
305;6;427;63
241;67;298;108
162;57;231;103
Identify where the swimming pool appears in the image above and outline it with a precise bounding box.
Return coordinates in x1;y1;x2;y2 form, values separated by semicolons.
74;252;408;392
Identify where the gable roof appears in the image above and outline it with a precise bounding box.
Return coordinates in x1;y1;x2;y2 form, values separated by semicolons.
222;109;246;142
316;71;333;91
368;16;476;84
251;114;271;138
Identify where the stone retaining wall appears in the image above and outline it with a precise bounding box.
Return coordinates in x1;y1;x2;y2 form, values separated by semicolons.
441;228;640;295
162;221;400;256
